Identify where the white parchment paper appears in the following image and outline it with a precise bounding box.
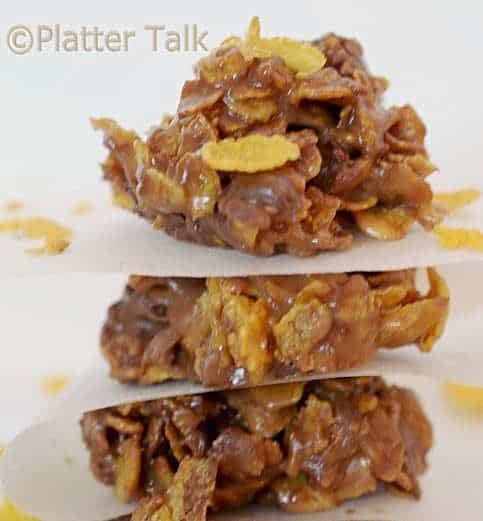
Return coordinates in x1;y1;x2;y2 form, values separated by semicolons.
2;374;483;521
52;350;483;419
0;190;482;278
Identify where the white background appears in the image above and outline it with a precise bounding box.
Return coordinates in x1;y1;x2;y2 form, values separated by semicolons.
1;0;483;512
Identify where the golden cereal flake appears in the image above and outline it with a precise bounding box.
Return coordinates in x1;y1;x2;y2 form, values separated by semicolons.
246;15;262;41
445;382;483;413
142;366;177;384
115;437;143;502
354;206;414;241
0;217;72;255
418;267;449;352
2;200;24;213
434;226;483;251
0;500;40;521
240;17;326;75
434;189;480;213
70;201;95;216
340;197;378;212
201;135;300;173
0;445;3;457
91;117;137;147
112;187;136;210
40;374;71;396
161;114;174;129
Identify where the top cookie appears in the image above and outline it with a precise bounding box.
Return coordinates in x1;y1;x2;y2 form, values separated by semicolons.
94;18;441;257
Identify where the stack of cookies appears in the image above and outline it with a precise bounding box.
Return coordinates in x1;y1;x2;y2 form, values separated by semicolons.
75;18;454;521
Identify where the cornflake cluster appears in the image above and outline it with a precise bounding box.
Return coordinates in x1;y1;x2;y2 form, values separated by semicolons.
82;377;432;518
82;17;454;521
94;17;441;256
102;269;448;387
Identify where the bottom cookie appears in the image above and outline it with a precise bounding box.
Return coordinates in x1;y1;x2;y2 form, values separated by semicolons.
82;376;432;520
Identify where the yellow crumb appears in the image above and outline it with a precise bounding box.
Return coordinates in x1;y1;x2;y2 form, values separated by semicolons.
69;201;95;216
112;188;135;210
202;135;300;173
434;189;480;213
2;200;24;213
0;217;72;255
0;445;4;457
40;374;71;396
0;500;40;521
445;382;483;413
434;226;483;251
152;215;164;230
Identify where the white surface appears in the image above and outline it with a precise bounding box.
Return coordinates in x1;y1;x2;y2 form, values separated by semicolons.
52;350;483;419
0;191;482;278
0;274;124;445
53;348;483;419
3;374;483;521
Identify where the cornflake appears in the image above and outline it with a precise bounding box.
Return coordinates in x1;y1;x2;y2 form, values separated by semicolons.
90;117;137;146
354;207;414;241
0;500;40;521
112;187;136;210
418;267;449;352
201;134;300;173
0;217;72;255
434;226;483;251
446;382;483;412
240;17;326;75
434;189;480;213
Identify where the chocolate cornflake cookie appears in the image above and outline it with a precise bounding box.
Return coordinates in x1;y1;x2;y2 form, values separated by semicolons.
93;17;443;257
82;376;432;519
101;268;448;387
